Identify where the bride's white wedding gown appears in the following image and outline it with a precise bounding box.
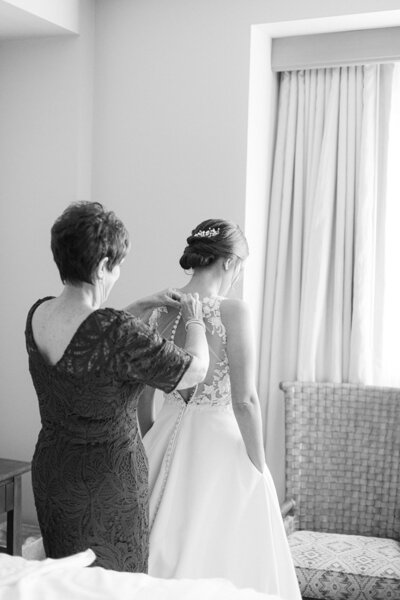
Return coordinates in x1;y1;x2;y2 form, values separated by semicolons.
143;297;301;599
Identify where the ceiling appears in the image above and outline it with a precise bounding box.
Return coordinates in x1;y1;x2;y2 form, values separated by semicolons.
0;0;73;40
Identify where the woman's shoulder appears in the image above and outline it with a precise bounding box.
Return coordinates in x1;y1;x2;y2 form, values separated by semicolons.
98;307;155;338
219;298;252;339
219;297;250;320
27;296;55;315
26;297;55;330
95;307;139;327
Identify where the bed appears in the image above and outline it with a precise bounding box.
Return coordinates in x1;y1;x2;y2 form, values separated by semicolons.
0;549;283;600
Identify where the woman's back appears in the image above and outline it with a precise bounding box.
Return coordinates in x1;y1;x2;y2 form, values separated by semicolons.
27;299;151;428
30;296;96;367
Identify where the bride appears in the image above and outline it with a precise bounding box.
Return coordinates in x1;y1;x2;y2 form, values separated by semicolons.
132;219;301;599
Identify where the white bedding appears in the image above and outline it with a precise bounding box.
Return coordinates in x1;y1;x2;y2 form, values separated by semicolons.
0;550;282;600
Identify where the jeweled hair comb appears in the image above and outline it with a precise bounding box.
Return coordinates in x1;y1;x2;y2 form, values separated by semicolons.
193;228;220;239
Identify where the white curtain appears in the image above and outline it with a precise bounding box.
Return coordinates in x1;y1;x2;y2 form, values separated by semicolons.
382;64;400;387
258;65;394;499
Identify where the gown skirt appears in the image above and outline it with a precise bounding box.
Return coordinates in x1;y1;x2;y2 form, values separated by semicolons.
143;396;301;600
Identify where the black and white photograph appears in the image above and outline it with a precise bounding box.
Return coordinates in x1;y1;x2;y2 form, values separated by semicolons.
0;1;399;599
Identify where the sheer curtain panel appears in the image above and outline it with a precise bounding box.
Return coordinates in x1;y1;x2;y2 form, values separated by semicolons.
259;65;394;498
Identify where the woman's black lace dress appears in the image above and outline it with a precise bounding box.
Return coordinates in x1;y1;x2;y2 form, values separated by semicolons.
25;297;192;572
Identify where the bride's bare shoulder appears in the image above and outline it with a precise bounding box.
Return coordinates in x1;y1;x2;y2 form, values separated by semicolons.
219;298;251;327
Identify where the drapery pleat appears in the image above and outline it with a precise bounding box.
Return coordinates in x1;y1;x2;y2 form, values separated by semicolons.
382;65;400;387
258;65;394;499
349;66;394;384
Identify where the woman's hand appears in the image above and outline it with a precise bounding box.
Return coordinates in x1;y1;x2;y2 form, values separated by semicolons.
124;289;182;317
180;293;204;324
145;288;182;311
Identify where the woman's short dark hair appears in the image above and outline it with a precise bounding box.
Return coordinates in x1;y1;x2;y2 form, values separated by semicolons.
179;219;249;270
51;201;130;285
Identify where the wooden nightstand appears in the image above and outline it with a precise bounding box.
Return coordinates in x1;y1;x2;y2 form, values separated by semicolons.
0;458;31;555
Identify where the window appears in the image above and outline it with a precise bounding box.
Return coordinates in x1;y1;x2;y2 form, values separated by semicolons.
383;63;400;386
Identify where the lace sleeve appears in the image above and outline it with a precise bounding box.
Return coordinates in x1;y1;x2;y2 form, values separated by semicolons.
109;310;192;393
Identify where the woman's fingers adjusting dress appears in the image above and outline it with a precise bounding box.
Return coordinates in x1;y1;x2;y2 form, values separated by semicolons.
174;293;209;390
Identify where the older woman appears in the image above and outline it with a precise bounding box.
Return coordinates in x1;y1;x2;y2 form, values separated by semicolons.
25;201;208;572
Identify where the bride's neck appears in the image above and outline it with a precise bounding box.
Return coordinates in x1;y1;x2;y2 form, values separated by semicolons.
179;269;222;299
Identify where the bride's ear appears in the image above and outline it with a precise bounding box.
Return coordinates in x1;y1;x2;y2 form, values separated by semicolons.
223;258;233;271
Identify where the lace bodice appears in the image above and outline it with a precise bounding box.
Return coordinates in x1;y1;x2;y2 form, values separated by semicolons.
149;296;232;410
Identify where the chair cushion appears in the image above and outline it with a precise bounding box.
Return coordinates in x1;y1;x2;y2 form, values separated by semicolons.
288;530;400;600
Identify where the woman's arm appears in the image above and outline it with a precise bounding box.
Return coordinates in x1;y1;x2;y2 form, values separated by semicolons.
137;386;156;437
172;293;209;389
174;320;209;389
221;298;265;473
125;292;209;391
137;304;209;435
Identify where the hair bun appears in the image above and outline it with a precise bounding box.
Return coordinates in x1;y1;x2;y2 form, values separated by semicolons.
178;218;248;271
179;249;215;270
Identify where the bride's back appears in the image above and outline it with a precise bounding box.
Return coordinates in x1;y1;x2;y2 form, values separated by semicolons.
149;296;230;406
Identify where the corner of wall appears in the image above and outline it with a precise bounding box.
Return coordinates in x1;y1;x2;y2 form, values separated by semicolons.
244;25;278;376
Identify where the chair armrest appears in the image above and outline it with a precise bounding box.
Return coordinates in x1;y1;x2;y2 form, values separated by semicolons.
281;498;296;518
281;498;297;536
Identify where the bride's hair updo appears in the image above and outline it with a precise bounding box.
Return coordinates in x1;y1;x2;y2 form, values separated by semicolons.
179;219;249;270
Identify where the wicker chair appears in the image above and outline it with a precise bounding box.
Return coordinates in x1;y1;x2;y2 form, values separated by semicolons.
279;382;400;600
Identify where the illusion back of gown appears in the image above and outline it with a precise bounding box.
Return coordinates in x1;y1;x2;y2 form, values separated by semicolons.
149;295;231;408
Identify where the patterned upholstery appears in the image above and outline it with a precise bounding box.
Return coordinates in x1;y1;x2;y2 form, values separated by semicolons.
280;382;400;600
289;531;400;599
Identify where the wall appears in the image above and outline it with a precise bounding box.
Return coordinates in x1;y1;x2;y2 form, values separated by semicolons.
93;0;249;306
0;0;95;524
